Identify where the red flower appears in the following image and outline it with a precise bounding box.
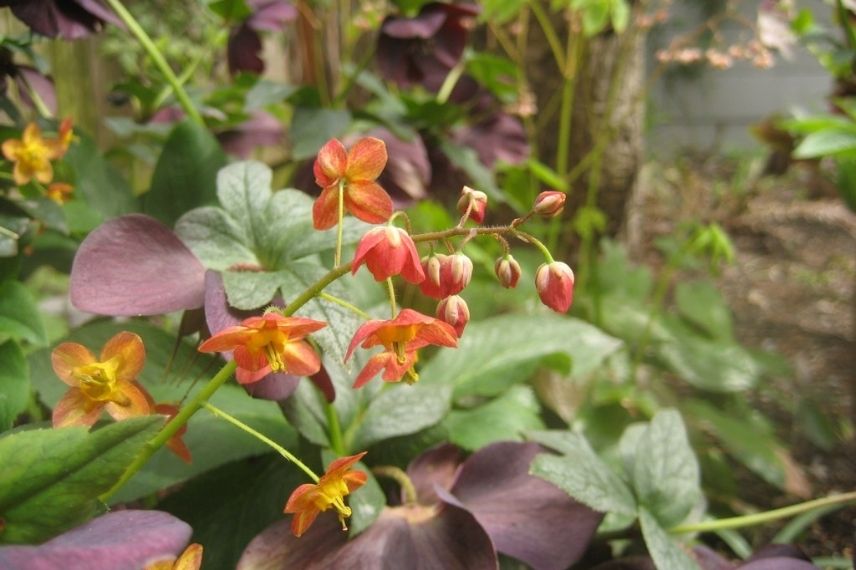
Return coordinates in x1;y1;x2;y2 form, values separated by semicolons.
436;295;470;337
284;452;368;537
535;262;575;313
456;186;488;224
533;190;566;218
197;313;326;384
346;309;458;388
419;252;472;299
51;332;153;428
351;226;425;284
495;255;521;289
312;137;393;230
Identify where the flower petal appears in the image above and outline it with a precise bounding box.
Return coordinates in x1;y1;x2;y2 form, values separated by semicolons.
351;228;388;276
280;340;322;377
314;138;347;187
105;382;153;422
411;320;458;349
345;137;387;181
51;342;95;386
233;345;267;373
352;352;390;389
274;316;327;339
1;138;22;161
450;441;603;570
236;365;273;385
345;319;387;360
52;388;102;428
325;451;368;478
100;332;146;382
344;181;393;225
312;185;340;231
197;325;254;353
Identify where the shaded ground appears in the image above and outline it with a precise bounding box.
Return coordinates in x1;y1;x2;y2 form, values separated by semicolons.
628;155;856;561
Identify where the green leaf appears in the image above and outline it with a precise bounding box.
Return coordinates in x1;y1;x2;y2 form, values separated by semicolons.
352;383;451;449
529;430;636;516
639;508;701;570
281;382;330;447
445;386;543;450
208;0;251;20
159;455;299;570
439;140;503;200
174;206;257;270
290;108;351;160
421;314;621;399
466;53;519;103
674;281;733;341
0;340;28;430
0;280;47;346
527;158;568;191
245;80;297;111
144;120;227;226
480;0;527;23
632;410;702;527
64;133;137;219
347;464;384;537
611;0;630;32
793;129;856;159
27;320;297;504
835;157;856;212
0;416;161;544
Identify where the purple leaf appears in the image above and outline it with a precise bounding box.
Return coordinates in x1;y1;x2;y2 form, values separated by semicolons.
452;112;529;167
405;443;462;505
382;10;446;39
218;111;284;158
449;441;603;570
1;0;118;39
330;503;498;570
228;24;264;75
247;0;297;31
370;129;431;206
16;66;57;115
0;510;191;570
70;214;206;316
238;516;345;569
740;560;819;570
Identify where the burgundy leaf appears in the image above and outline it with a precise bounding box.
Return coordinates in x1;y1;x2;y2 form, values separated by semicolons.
247;0;297;31
218;111;284;158
405;443;462;505
382;10;446;39
228;24;264;75
70;214;206;316
740;560;818;570
1;0;118;39
449;441;603;570
452;112;529;167
0;510;191;569
369;129;431;206
16;66;57;115
744;545;813;564
238;516;345;569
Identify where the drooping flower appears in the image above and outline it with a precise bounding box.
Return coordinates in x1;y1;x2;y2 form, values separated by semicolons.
154;404;192;464
284;452;368;537
144;543;204;570
495;254;521;289
533;190;566;218
51;331;154;428
351;226;425;284
0;0;122;39
456;185;488;224
535;261;575;313
345;308;458;388
197;312;326;384
436;295;469;337
46;182;74;204
312;137;393;230
2;122;70;186
419;252;472;299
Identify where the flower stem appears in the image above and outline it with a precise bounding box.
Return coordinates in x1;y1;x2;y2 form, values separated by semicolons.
281;263;353;316
512;230;555;263
436;59;466;104
669;492;856;535
203;402;320;483
318;292;371;319
103;0;204;125
386;278;397;317
335;180;345;267
99;360;237;502
372;466;418;505
324;400;346;456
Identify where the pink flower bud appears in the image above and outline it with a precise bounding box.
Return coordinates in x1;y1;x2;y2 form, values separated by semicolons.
535;261;574;313
494;255;521;289
457;186;488;224
533;191;566;218
436;295;470;337
352;226;425;284
419;252;473;299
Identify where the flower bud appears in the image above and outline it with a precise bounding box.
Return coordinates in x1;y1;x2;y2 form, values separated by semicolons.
352;226;425;284
419;252;473;299
457;186;488;224
535;261;574;313
494;255;521;289
533;191;566;218
436;295;470;337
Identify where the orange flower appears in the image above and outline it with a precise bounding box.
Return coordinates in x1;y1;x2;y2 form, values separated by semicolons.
345;308;458;388
284;452;368;537
1;122;70;186
351;226;425;284
51;331;154;428
144;543;204;570
46;182;74;204
197;312;326;384
312;137;393;230
155;404;192;463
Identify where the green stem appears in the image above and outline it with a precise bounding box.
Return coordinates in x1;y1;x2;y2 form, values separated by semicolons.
103;0;203;125
386;278;397;317
372;466;418;505
513;230;555;263
335;180;345;267
629;264;675;379
318;292;371;319
436;59;466;104
281;263;352;317
669;492;856;534
325;400;345;456
100;360;237;502
529;0;565;71
204;402;320;482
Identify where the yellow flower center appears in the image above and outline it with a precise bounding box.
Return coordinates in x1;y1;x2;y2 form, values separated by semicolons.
17;139;51;172
247;329;288;372
73;358;128;405
313;477;353;530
